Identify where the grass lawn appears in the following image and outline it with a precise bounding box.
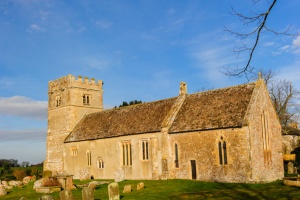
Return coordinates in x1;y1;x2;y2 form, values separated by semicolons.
2;179;300;200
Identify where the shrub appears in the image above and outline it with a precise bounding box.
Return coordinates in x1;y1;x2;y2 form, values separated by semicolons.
3;175;16;181
13;169;27;180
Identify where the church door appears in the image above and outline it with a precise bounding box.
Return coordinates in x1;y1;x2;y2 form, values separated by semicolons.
190;160;197;179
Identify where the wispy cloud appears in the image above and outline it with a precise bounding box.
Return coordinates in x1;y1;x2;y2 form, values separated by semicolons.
0;128;46;141
292;36;300;55
95;19;113;29
0;96;47;120
28;24;46;32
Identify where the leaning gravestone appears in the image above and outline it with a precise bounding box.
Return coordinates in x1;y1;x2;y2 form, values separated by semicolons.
60;189;74;200
108;182;120;200
38;195;54;200
82;187;94;200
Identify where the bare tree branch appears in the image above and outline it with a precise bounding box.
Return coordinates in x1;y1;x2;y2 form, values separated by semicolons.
222;0;299;77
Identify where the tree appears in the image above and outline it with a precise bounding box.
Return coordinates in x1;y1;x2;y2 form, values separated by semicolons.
223;0;298;77
116;100;143;108
21;161;30;167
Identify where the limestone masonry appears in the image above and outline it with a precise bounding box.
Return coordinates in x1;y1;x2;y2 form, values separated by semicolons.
44;74;283;182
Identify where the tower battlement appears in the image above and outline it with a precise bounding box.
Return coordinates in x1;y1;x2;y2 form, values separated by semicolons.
49;74;103;92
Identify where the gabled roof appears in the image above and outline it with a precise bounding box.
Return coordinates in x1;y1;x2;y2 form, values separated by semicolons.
65;82;256;143
65;97;176;143
169;82;256;133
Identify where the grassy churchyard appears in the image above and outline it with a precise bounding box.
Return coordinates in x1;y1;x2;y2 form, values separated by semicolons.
2;179;300;200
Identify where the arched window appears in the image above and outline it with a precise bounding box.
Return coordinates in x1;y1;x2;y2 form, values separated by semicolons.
175;143;179;168
97;158;104;169
218;137;228;165
86;149;91;167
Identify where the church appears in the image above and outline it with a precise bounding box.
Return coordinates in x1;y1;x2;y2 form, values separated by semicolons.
44;74;283;182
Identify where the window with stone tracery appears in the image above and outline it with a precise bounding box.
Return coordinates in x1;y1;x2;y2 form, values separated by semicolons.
71;146;78;156
218;136;228;165
121;142;132;166
83;94;91;105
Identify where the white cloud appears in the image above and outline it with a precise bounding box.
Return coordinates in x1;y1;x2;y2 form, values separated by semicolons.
0;96;47;120
277;60;300;89
29;24;46;32
95;19;113;29
0;128;46;141
292;36;300;55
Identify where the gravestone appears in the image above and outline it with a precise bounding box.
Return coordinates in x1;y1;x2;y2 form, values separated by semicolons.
108;182;120;200
38;195;54;200
137;182;144;190
60;189;74;200
114;169;124;182
288;161;294;174
82;187;94;200
0;185;7;196
123;185;131;193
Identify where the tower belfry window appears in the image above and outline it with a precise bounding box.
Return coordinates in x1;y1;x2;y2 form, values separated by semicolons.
83;94;91;105
55;96;61;107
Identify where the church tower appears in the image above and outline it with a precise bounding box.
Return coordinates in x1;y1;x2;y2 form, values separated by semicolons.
44;75;103;174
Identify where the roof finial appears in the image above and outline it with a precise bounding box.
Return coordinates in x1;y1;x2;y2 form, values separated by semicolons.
179;82;187;95
258;72;262;80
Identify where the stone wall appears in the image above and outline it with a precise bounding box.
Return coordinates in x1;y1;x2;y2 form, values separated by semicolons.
64;132;161;180
168;127;252;182
246;80;283;182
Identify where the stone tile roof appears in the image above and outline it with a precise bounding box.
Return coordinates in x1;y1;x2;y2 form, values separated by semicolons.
169;82;256;133
65;82;256;142
64;97;177;142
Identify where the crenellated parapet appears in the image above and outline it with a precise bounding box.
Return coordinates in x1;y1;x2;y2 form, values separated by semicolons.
49;74;103;92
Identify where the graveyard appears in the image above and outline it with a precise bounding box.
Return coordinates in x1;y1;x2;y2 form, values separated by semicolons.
1;178;300;199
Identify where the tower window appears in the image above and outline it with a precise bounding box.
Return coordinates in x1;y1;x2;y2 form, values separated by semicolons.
83;94;91;105
55;96;61;107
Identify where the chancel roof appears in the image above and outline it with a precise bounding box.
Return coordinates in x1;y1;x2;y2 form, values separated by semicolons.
65;82;256;143
169;83;256;133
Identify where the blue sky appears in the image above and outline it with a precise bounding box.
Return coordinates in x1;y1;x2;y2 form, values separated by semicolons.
0;0;299;164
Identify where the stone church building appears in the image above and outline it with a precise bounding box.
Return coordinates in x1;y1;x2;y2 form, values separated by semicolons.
44;74;283;182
